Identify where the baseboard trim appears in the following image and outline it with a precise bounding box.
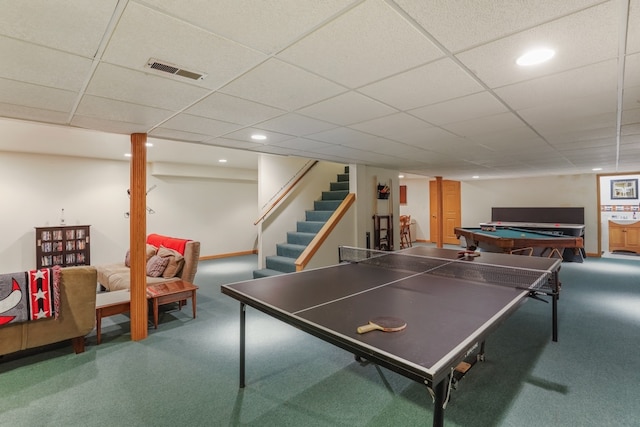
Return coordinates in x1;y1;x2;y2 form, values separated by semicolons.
200;250;257;260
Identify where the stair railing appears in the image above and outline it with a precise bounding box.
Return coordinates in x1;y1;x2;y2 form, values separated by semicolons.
295;193;355;271
254;160;319;225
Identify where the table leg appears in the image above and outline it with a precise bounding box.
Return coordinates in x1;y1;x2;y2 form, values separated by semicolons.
552;291;558;342
192;290;197;319
240;302;246;388
96;308;102;345
153;298;159;329
432;378;446;427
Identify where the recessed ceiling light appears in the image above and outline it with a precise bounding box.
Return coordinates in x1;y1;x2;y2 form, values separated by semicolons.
145;142;153;147
398;174;405;179
218;159;227;163
516;48;555;66
251;134;267;141
124;153;132;158
592;167;603;171
472;175;480;179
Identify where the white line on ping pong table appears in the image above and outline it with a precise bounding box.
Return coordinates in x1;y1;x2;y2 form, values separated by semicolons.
292;257;459;316
293;251;556;316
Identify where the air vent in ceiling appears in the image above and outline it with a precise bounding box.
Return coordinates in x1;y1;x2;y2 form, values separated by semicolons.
145;58;207;81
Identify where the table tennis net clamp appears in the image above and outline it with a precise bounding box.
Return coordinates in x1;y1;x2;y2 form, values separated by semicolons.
338;246;558;295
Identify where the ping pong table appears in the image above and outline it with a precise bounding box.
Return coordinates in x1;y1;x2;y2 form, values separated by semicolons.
221;246;562;427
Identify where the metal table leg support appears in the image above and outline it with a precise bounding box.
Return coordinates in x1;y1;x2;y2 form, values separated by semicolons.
240;302;246;388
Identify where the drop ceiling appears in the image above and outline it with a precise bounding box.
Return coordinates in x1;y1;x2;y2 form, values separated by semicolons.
0;0;639;179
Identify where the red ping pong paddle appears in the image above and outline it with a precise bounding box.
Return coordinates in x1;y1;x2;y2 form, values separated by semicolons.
357;316;407;334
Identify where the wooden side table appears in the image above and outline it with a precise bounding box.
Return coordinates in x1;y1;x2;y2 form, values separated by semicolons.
146;280;199;329
95;290;131;344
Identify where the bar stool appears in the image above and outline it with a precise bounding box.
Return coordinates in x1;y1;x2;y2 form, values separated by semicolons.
400;215;412;249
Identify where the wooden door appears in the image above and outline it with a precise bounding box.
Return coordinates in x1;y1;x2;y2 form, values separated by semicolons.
430;180;461;245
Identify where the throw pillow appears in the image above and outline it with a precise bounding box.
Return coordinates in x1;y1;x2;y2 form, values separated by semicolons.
146;255;169;277
124;250;131;267
157;246;185;278
146;244;158;260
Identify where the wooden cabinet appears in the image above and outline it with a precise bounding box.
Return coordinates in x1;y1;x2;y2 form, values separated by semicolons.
35;225;90;269
608;221;640;253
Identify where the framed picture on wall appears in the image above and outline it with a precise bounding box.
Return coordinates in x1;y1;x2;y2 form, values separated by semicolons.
611;179;638;200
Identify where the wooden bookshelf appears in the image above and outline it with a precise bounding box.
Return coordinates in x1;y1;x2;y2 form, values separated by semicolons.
35;225;91;269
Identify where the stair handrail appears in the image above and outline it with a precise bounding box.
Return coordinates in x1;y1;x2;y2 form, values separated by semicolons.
295;193;355;271
254;160;319;225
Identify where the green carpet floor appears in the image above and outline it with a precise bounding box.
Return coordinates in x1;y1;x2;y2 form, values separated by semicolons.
1;251;639;426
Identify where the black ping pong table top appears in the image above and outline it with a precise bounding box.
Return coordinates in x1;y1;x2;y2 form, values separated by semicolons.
221;246;562;427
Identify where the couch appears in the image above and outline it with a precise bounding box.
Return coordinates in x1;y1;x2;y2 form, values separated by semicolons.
0;266;97;356
96;234;200;292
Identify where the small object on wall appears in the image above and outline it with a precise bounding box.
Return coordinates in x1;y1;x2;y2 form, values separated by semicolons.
611;179;638;200
60;208;65;225
124;185;157;218
377;184;390;199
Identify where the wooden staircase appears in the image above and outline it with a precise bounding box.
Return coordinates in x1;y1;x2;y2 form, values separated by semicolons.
253;166;349;278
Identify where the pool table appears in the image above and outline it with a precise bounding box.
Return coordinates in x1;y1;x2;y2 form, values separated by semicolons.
454;226;584;261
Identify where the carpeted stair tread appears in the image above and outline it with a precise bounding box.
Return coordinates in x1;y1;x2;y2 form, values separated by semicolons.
306;210;334;222
265;255;297;273
297;221;325;233
277;243;307;258
314;200;342;211
287;231;316;246
252;268;286;278
330;181;349;191
322;190;349;200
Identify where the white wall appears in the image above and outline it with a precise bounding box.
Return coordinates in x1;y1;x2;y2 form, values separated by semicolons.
0;151;258;272
399;178;429;242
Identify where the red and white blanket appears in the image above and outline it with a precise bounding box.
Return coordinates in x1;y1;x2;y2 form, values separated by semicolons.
0;266;60;326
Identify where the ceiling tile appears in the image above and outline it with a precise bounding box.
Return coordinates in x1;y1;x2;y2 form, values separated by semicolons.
158;114;242;137
220;58;346;110
222;127;295;144
0;79;76;113
186;93;285;125
149;127;211;143
140;0;356;54
255;114;337;136
102;2;267;90
495;59;618;111
71;115;151;135
627;0;640;54
349;113;433;138
86;63;210;111
298;91;397;125
518;94;618;134
441;112;527;137
456;2;619;88
408;92;509;126
393;0;604;52
0;37;93;91
0;0;119;57
75;95;173;127
0;104;69;125
359;58;484;110
278;0;443;88
270;137;339;152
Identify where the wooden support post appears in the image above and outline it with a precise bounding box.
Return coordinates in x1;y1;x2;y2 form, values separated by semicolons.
130;133;148;341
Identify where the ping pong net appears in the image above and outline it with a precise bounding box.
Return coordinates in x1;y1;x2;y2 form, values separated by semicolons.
338;246;555;293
